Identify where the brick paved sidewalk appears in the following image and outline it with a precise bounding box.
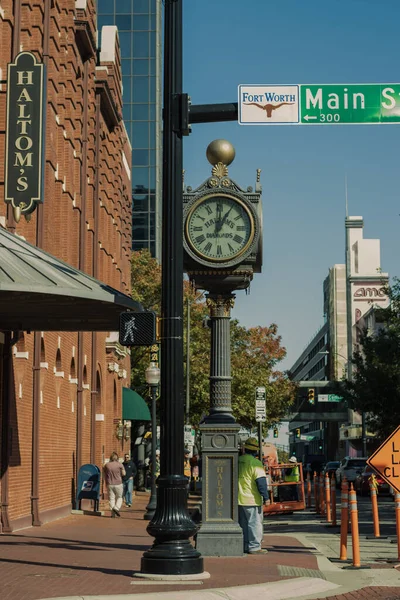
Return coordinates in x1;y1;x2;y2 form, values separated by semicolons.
0;492;320;600
1;493;400;600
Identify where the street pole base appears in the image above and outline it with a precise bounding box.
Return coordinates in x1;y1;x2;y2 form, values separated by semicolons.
141;552;204;576
143;511;155;521
133;570;210;581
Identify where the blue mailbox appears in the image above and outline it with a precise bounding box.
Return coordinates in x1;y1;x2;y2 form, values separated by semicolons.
76;464;101;511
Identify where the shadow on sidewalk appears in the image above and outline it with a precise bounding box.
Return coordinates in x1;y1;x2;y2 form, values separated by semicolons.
1;533;151;553
0;556;135;578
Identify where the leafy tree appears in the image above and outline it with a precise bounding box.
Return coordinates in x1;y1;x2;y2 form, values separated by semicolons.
129;251;295;427
230;323;296;430
338;278;400;442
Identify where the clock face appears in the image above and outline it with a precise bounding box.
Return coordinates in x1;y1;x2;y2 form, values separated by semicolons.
185;194;254;262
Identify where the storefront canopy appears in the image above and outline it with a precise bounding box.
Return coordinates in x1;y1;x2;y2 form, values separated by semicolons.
0;226;142;331
122;387;151;421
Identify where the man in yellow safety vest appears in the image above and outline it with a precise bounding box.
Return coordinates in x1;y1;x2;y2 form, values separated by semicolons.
238;437;270;555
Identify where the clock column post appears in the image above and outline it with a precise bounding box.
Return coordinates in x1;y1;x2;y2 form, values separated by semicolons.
196;293;244;556
183;139;263;558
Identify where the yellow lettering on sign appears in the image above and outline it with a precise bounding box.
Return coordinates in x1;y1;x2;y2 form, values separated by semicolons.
14;152;33;167
17;176;28;191
17;104;31;119
17;88;33;103
217;500;223;507
15;136;33;151
17;71;34;85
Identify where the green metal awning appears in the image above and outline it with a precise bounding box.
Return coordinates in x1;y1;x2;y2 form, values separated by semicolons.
122;387;150;421
0;226;143;331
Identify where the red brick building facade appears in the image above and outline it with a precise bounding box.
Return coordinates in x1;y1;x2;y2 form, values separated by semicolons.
0;0;133;531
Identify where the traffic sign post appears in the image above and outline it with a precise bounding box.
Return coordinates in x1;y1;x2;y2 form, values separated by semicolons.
255;386;266;463
255;386;266;422
239;84;400;126
367;425;400;494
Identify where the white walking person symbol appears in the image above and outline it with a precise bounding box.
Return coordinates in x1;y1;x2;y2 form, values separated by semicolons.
123;316;137;344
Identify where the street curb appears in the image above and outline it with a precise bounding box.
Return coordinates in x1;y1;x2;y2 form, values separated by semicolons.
37;576;340;600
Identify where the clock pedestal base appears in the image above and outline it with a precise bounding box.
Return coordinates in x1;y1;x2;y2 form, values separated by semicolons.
196;423;243;557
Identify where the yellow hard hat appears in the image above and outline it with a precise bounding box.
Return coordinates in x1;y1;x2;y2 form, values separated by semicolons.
244;437;259;452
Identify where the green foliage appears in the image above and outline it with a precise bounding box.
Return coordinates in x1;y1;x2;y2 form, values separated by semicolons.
129;251;295;427
338;278;400;442
277;449;289;463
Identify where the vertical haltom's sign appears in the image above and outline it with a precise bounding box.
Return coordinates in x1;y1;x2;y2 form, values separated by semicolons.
4;52;46;215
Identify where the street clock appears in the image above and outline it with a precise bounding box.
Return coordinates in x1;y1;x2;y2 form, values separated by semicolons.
183;139;263;293
184;192;259;268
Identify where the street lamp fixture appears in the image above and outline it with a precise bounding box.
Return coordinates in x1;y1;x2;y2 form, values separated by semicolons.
144;362;160;521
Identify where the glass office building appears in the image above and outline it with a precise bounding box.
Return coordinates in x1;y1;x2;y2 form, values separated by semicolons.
97;0;162;259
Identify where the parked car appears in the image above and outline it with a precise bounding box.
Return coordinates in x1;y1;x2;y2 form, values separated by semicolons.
323;461;340;479
354;464;391;496
335;457;368;487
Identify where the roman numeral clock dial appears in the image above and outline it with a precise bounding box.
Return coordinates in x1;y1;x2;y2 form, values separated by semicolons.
185;194;255;264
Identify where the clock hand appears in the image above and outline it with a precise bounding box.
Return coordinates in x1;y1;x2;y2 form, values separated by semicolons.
215;201;223;232
219;205;234;229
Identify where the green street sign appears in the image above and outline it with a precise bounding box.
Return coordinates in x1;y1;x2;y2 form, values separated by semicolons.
300;84;400;125
239;84;400;125
318;394;343;403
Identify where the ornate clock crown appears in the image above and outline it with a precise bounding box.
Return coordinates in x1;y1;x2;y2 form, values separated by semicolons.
206;139;235;187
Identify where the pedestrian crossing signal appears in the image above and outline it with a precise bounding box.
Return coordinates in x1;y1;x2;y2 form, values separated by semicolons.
273;427;278;438
119;311;156;346
295;428;301;438
308;388;315;404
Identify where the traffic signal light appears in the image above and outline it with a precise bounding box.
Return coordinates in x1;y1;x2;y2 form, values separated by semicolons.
295;428;301;438
273;427;278;438
308;388;315;404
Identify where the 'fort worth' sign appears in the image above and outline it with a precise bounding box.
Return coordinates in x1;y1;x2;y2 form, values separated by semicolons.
4;52;46;215
239;83;400;125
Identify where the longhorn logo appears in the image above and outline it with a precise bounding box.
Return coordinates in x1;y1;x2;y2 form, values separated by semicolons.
244;102;295;118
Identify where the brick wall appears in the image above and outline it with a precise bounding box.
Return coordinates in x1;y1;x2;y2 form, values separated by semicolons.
0;0;132;527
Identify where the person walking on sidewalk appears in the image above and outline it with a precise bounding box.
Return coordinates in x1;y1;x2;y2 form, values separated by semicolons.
122;453;137;508
238;437;270;555
103;452;126;518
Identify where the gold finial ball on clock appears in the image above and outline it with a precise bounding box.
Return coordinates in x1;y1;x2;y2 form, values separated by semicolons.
206;139;235;167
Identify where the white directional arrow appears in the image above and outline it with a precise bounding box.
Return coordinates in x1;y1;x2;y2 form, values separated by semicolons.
303;115;317;121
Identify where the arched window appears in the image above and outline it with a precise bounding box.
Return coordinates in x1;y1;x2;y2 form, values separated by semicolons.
16;332;25;353
83;365;88;385
40;338;45;363
70;357;76;380
55;348;62;372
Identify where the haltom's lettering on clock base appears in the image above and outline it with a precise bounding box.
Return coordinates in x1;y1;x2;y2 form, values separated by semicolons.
206;456;233;521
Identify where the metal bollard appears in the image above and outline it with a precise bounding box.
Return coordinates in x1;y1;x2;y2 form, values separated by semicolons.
339;478;349;560
325;472;331;523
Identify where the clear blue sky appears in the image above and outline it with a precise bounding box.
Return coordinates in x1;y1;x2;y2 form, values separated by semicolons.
182;0;400;369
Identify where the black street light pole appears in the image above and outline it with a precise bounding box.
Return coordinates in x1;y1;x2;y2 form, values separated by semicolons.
144;363;160;521
140;0;203;576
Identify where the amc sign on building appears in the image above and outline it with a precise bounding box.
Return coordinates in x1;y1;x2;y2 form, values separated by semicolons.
4;51;45;216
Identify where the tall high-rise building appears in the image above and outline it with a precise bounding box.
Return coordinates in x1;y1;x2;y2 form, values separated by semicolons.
98;0;162;259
